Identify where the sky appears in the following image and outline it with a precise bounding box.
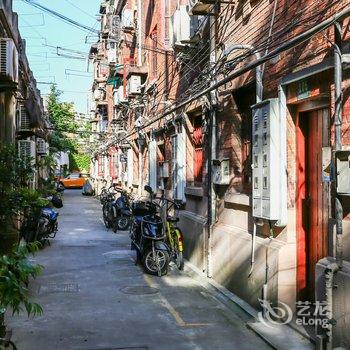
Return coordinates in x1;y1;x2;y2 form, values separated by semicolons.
13;0;101;113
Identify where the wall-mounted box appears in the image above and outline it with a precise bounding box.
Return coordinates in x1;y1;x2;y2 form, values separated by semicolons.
251;99;286;222
212;158;230;185
336;150;350;196
36;138;48;155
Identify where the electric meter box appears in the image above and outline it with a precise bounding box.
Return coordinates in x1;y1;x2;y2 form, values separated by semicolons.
212;158;230;185
336;150;350;196
251;99;286;221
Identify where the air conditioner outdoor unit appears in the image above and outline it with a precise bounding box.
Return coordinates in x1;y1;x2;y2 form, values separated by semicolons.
113;85;127;105
18;140;36;160
127;75;141;95
171;6;201;47
188;0;213;15
90;100;97;111
0;38;18;83
94;88;105;101
36;138;47;155
178;6;191;43
121;9;134;29
107;41;117;64
18;105;31;131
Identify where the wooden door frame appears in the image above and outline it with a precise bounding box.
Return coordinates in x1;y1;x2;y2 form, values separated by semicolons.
295;103;330;300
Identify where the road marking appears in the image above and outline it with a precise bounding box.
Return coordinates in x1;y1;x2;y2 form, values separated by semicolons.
143;275;211;328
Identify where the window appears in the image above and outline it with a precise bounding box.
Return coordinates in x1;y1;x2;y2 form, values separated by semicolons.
164;0;170;47
194;147;203;184
192;115;204;185
110;152;119;178
98;156;104;176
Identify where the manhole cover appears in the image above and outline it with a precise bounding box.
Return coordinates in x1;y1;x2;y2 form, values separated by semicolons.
86;347;148;350
120;286;158;295
38;283;80;294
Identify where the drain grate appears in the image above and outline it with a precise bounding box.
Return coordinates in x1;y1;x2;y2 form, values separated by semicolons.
38;283;80;294
120;286;158;295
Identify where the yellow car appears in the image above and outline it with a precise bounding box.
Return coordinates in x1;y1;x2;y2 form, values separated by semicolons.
59;173;86;189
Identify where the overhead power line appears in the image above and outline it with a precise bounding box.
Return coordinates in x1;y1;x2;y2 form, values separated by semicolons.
21;0;99;34
119;6;350;144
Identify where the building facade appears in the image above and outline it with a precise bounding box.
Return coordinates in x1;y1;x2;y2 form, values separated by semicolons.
90;1;350;347
0;0;48;183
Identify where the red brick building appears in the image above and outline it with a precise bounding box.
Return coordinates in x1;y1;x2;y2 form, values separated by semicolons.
90;1;350;346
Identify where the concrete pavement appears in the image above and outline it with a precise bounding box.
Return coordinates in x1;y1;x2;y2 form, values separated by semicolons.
7;190;271;350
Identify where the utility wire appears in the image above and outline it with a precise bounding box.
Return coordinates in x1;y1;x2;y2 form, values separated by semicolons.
117;5;350;144
21;0;99;34
63;0;97;20
149;0;341;113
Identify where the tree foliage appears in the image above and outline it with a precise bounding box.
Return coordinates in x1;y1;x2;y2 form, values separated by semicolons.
69;153;90;173
47;85;78;153
0;242;43;317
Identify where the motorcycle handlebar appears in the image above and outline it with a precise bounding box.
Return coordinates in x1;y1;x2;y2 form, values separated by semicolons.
155;196;181;209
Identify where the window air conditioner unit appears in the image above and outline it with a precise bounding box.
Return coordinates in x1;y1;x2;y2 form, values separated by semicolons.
0;38;18;83
121;9;134;30
18;105;31;131
18;140;36;160
127;75;141;95
36;138;47;155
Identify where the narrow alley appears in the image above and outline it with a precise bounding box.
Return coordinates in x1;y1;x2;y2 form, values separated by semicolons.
8;191;271;350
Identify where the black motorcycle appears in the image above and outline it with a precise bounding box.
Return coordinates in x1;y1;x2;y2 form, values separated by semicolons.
130;185;170;276
20;195;62;243
113;190;133;231
103;188;132;232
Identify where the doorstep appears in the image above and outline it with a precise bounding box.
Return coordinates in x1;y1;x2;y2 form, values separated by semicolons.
184;260;315;350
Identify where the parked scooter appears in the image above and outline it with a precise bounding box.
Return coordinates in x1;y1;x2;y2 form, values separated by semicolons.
102;187;133;232
112;190;133;232
102;185;117;229
20;195;63;243
130;185;170;276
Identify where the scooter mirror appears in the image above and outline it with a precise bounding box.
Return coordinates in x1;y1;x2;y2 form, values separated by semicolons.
144;185;153;194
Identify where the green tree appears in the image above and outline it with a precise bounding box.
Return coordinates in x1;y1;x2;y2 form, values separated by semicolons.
47;85;78;153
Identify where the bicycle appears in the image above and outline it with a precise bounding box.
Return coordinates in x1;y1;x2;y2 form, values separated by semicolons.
156;196;185;271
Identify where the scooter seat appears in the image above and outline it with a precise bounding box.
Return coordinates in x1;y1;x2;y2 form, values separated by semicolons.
167;216;179;223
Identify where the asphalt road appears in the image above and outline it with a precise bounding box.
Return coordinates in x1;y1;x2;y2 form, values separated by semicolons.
7;189;271;350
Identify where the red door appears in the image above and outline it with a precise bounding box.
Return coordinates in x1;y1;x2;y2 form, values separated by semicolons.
296;109;329;301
